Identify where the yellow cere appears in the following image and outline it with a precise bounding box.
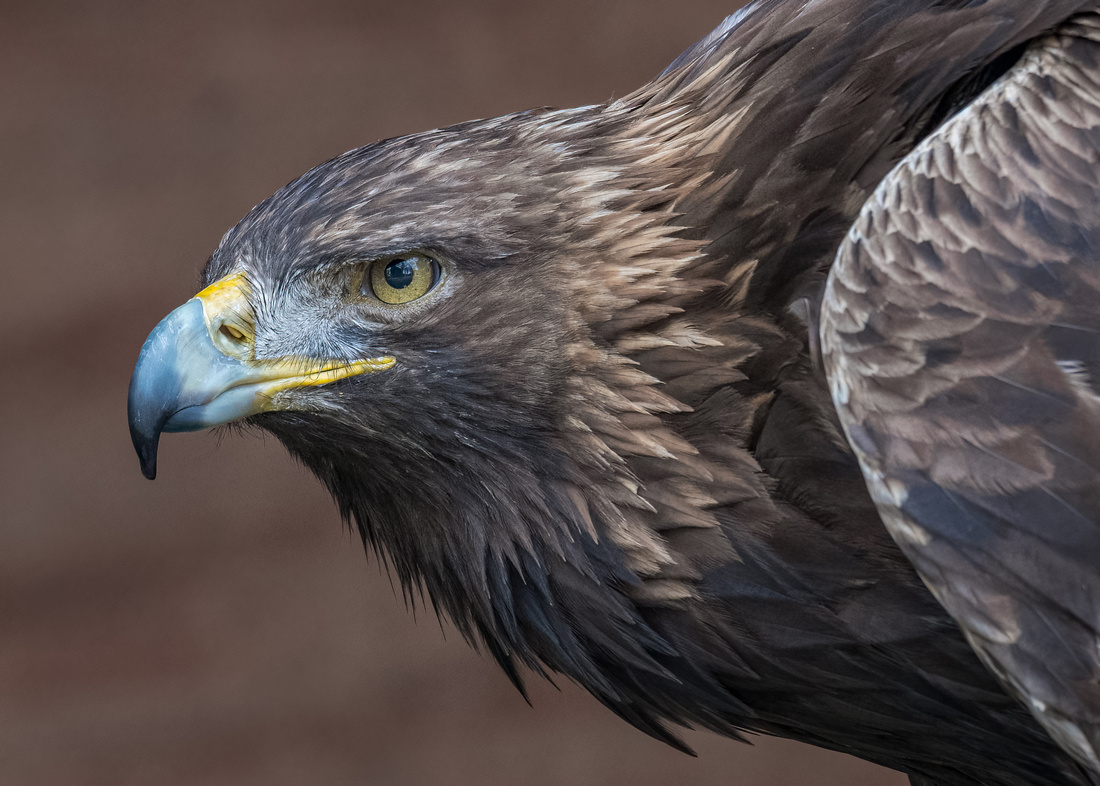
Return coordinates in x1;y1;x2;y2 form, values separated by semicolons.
196;271;253;328
194;270;257;358
194;271;397;399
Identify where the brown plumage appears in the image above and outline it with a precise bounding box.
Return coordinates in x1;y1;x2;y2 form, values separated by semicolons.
128;1;1100;784
823;13;1100;775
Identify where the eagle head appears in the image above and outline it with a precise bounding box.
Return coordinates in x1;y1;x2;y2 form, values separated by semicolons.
127;97;737;738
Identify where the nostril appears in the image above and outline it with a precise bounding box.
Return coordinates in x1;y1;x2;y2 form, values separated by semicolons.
220;323;247;343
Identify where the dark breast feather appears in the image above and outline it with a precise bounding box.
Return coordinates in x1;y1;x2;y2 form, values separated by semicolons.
822;11;1100;778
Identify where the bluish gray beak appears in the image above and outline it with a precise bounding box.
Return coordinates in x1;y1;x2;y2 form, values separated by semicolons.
127;273;395;480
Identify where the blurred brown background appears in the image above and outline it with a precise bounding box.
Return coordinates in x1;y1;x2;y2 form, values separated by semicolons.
0;1;909;784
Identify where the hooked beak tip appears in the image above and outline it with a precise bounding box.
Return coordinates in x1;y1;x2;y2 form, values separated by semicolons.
128;393;164;480
137;437;159;480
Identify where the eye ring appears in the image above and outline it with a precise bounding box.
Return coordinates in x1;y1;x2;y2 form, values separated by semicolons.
359;254;441;305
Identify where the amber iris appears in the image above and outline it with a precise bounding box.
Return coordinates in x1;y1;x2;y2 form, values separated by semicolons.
366;254;440;304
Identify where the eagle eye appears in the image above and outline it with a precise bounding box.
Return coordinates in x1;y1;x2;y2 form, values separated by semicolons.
359;254;441;305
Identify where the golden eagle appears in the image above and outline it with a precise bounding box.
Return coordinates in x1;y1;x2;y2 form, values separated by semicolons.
128;1;1100;783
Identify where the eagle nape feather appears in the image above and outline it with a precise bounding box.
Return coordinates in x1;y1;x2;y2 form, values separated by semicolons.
127;1;1100;784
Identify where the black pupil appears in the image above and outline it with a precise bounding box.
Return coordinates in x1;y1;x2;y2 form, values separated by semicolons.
384;258;417;289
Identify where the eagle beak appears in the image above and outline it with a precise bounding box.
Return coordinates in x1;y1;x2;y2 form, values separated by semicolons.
127;272;395;480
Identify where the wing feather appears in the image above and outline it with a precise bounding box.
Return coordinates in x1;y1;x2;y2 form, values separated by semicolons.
823;13;1100;773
